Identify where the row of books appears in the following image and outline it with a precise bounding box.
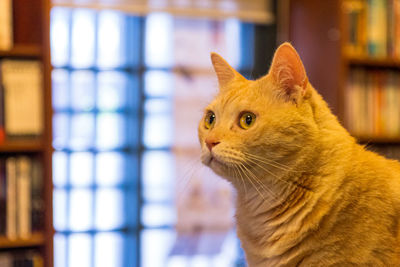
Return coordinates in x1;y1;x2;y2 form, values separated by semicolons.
0;156;44;240
0;251;43;267
344;0;400;58
0;0;12;51
0;59;44;140
345;68;400;137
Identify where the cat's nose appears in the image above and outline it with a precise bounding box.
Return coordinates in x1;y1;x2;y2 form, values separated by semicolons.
205;139;220;151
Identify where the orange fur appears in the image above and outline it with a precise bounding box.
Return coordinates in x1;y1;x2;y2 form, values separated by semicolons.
198;43;400;266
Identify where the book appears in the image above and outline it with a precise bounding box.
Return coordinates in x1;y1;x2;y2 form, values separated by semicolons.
5;157;17;240
367;0;388;57
0;159;5;235
346;68;400;137
0;83;4;143
0;60;44;136
17;157;32;239
0;0;12;51
31;158;44;233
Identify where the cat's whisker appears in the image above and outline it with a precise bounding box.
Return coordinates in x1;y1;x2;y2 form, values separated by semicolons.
243;151;301;172
240;163;283;204
237;163;266;201
233;164;247;196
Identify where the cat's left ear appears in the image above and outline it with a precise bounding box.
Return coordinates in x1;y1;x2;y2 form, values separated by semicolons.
266;42;308;103
211;52;246;89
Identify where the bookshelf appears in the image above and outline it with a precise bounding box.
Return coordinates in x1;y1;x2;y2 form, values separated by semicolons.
0;0;53;267
287;0;400;143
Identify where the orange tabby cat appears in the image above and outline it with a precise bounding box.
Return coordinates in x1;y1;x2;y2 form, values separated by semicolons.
198;43;400;266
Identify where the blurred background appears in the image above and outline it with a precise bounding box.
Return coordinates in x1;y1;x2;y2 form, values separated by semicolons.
1;0;400;266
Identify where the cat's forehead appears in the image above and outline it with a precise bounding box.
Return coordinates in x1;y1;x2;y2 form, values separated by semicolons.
208;80;266;112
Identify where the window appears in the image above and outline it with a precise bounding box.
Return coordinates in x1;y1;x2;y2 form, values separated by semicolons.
51;7;256;267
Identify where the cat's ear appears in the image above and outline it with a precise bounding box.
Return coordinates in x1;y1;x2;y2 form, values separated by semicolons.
267;42;308;103
211;52;245;88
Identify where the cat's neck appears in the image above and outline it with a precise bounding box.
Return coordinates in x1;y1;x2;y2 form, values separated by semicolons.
233;86;357;262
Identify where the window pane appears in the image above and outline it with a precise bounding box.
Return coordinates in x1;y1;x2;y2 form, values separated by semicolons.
141;203;175;227
52;69;69;110
68;234;92;267
70;152;93;186
53;151;68;187
97;11;125;68
70;113;95;150
54;233;67;267
142;151;174;187
53;113;69;150
96;152;124;186
69;189;93;231
145;13;173;68
144;71;173;98
143;99;173;148
97;71;128;110
141;229;176;267
94;188;124;230
96;113;125;150
71;9;96;68
53;189;67;231
94;232;124;267
51;7;70;67
70;71;96;111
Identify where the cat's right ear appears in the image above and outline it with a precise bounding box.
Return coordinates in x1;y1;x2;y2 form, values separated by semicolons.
211;53;245;88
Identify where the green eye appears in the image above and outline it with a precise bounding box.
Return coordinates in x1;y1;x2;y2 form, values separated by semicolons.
239;112;256;129
204;111;216;129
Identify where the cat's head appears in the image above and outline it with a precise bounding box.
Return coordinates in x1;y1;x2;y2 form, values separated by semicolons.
198;43;319;183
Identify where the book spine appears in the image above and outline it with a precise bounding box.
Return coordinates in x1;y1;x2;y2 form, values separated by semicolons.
17;156;32;239
31;158;44;233
0;159;5;235
5;157;17;240
0;0;13;51
367;0;388;57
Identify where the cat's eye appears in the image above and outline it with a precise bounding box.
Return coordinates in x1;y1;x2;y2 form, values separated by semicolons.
204;111;216;129
239;112;256;129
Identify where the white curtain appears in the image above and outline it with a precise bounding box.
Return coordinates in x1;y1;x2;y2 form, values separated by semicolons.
52;0;274;24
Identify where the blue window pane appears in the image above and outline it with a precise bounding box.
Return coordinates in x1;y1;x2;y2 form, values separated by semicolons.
53;189;67;231
97;71;127;110
141;229;176;267
145;13;173;68
71;9;96;68
97;11;125;68
69;189;93;231
95;188;124;230
70;71;95;111
94;232;124;267
70;152;93;186
68;234;92;267
141;203;175;227
53;151;68;187
96;152;124;186
144;71;173;98
70;113;95;150
54;233;67;267
142;151;174;202
52;69;69;110
96;113;125;150
225;19;241;69
143;99;173;148
53;113;69;150
51;7;70;67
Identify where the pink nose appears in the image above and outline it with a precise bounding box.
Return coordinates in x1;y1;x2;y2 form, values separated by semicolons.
205;139;220;151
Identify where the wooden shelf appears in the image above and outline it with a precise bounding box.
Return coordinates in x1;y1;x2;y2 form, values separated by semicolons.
0;139;44;153
355;136;400;144
0;45;42;58
0;233;45;249
346;56;400;68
